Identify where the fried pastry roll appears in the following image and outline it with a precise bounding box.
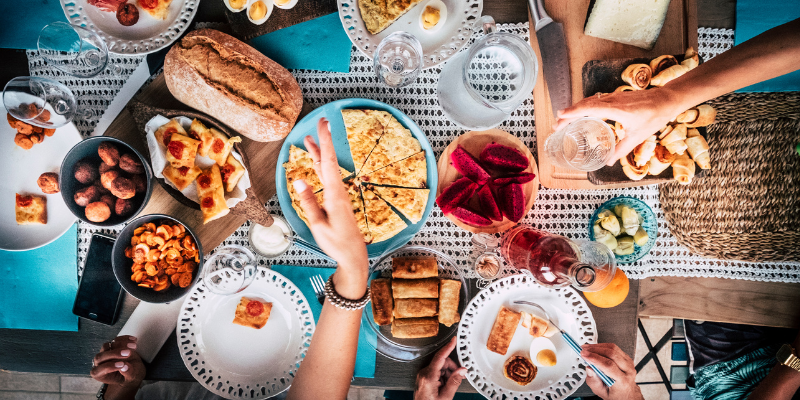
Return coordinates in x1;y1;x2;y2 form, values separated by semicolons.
661;124;688;155
391;278;439;298
648;144;676;175
392;256;438;279
685;105;717;128
621;152;649;181
658;124;674;140
614;85;635;93
370;278;394;325
650;54;678;75
393;298;438;318
672;153;696;185
633;135;657;167
391;317;439;339
438;279;461;327
504;356;536;385
681;47;699;70
487;306;521;355
621;64;652;90
686;135;711;169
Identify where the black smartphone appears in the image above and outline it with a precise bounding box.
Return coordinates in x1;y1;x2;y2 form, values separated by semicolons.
73;233;124;325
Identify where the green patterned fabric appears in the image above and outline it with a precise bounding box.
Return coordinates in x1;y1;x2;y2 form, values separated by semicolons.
688;344;780;399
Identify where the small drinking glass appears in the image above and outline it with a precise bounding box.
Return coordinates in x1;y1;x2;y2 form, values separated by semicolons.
545;117;616;171
202;245;258;295
373;31;423;88
38;22;120;78
3;76;77;129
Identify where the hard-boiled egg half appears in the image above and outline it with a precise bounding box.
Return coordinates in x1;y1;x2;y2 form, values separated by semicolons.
247;0;273;25
529;337;558;367
224;0;249;13
273;0;298;10
418;0;447;32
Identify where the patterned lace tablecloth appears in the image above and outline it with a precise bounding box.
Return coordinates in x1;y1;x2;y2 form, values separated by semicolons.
27;24;799;283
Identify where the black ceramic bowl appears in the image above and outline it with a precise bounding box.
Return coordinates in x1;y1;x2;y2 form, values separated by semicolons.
60;136;153;226
112;214;204;303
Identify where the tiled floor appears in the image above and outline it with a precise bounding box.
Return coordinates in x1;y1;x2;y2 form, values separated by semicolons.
0;319;690;400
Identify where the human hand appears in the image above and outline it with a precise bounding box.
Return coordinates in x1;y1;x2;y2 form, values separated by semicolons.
90;336;145;390
294;117;369;299
554;87;686;165
414;336;467;400
581;343;644;400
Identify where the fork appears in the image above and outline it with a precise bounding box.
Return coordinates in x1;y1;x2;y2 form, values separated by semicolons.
309;275;326;305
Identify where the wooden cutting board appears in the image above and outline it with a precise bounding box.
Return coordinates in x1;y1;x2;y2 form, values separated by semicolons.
103;74;287;252
530;0;698;189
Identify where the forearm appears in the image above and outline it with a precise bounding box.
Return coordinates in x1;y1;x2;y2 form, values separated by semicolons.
287;300;363;400
664;17;800;110
747;365;800;400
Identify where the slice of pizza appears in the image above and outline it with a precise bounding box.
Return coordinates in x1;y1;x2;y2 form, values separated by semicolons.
165;133;200;169
359;151;427;188
346;182;372;243
368;185;429;224
220;155;246;193
358;111;421;176
162;164;202;191
154;119;188;148
233;297;273;329
358;0;425;35
15;193;47;225
138;0;172;20
361;187;407;244
342;109;385;174
200;128;242;166
292;190;325;226
195;165;229;224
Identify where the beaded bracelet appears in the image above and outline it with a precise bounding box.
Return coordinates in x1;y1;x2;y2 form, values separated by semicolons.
323;275;371;310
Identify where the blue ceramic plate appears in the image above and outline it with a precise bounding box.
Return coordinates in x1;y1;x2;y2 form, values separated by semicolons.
587;196;657;264
276;98;437;259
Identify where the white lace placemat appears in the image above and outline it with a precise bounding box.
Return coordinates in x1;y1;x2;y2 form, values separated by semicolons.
33;25;799;283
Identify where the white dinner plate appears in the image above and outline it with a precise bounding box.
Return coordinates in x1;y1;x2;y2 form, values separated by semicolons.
457;274;598;400
61;0;199;55
0;103;82;251
338;0;482;69
178;268;314;399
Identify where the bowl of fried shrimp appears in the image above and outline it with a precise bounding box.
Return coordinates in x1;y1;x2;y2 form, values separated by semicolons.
112;214;204;303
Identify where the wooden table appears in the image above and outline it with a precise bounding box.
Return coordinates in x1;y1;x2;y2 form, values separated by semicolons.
0;0;741;396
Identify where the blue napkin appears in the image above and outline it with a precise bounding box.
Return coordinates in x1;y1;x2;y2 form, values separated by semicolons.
734;0;800;92
0;0;66;50
271;265;376;378
0;224;78;331
248;13;352;73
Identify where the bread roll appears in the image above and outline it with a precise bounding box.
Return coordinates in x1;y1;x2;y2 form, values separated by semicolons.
394;298;438;318
438;279;461;327
391;278;439;298
164;29;303;142
487;306;521;355
392;256;438;279
391;317;439;338
370;279;394;326
672;153;696;185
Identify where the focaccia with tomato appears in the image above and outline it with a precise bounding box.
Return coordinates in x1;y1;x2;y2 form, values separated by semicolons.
162;164;202;191
220;155;245;193
186;119;208;143
154;119;187;148
16;193;47;225
233;297;272;329
195;164;229;224
200;128;241;166
165;133;200;169
137;0;172;20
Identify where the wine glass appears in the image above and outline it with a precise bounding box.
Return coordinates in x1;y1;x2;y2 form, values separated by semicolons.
202;245;258;295
37;22;121;78
373;31;423;88
3;76;77;129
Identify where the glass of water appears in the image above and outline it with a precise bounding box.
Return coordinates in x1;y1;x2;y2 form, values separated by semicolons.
3;76;77;129
545;117;616;171
373;31;423;88
202;245;258;295
38;22;117;78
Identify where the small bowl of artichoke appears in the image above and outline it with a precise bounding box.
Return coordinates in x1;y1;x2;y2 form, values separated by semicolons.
588;196;658;264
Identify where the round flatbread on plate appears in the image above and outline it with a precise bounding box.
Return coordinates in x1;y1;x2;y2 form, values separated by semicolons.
338;0;483;69
0;103;81;251
457;274;597;400
61;0;199;55
276;98;437;259
178;268;314;399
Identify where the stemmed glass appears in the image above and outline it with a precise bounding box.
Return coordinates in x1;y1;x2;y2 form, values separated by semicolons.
3;76;77;129
202;245;258;295
373;31;423;88
37;22;120;78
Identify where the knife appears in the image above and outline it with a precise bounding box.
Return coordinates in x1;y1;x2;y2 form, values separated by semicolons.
528;0;572;117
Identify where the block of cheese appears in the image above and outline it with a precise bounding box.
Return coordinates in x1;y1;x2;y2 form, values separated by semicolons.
584;0;671;50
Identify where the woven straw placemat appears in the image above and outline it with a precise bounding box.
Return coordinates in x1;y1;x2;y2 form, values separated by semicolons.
660;91;800;262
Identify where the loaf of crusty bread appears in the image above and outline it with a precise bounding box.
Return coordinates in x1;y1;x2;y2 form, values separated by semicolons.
164;29;303;142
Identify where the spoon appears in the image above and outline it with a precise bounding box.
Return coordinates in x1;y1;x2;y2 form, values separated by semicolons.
513;300;615;387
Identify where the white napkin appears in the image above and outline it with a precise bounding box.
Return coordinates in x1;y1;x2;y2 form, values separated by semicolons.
117;299;185;363
144;115;251;208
